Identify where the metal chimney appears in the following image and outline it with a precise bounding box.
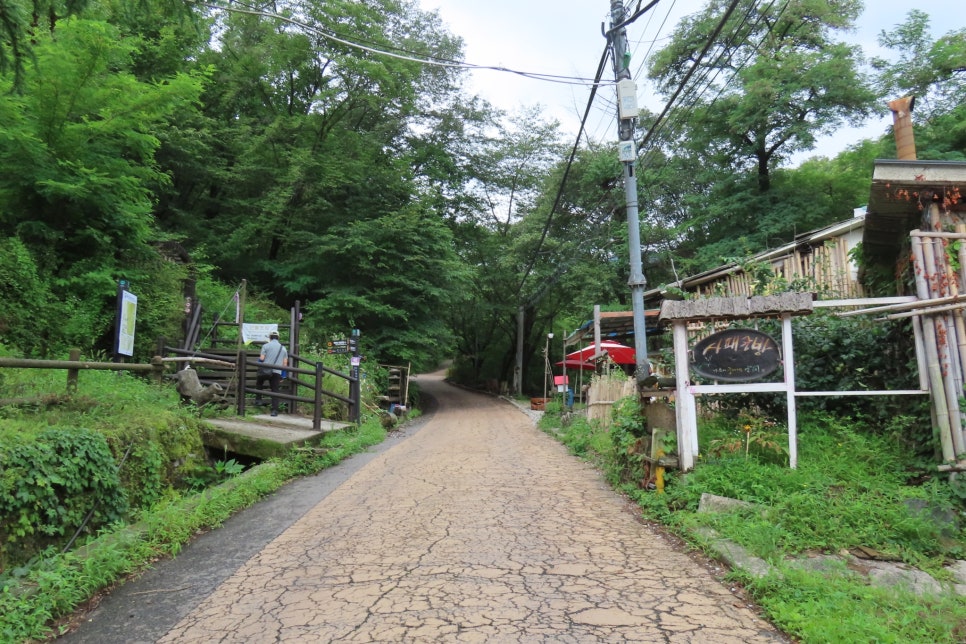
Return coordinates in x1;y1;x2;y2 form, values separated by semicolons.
888;96;916;160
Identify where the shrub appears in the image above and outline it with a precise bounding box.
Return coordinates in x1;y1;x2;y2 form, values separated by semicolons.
0;428;128;568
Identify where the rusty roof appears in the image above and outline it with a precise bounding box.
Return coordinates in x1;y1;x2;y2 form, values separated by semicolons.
864;159;966;264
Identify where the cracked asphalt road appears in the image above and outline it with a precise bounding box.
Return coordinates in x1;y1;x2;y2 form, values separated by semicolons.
61;371;788;643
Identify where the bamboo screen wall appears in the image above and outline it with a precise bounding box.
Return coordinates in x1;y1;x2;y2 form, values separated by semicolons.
692;238;864;300
586;374;637;428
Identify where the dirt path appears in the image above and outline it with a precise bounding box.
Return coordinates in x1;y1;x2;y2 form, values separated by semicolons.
142;372;783;642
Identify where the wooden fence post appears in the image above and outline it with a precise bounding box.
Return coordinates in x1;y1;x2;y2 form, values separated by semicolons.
67;348;80;395
314;362;324;431
237;349;247;415
151;356;164;387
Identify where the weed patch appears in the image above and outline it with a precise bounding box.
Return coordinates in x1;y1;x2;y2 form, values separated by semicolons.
541;403;966;642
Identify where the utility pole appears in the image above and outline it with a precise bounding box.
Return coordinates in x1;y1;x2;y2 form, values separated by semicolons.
609;0;649;385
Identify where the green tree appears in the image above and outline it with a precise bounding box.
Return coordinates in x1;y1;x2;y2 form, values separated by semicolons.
0;19;204;354
647;0;876;193
0;0;90;90
872;9;966;121
304;204;467;369
442;109;578;385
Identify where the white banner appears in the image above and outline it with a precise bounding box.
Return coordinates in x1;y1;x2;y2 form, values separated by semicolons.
117;291;137;357
242;323;278;344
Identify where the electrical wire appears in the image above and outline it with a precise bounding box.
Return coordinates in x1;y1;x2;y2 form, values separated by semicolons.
515;40;613;302
635;0;744;154
201;0;612;89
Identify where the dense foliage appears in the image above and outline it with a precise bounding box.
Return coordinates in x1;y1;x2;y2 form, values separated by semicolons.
3;2;964;638
0;428;127;567
0;408;391;643
0;0;963;382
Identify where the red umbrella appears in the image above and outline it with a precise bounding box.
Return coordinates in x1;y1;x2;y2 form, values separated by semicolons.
555;358;596;371
566;341;636;365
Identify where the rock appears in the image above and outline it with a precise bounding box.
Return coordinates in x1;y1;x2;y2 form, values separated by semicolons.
698;493;756;514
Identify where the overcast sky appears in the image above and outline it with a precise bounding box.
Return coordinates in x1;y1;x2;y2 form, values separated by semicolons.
417;0;962;163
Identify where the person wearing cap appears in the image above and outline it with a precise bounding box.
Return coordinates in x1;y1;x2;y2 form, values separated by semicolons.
255;331;288;416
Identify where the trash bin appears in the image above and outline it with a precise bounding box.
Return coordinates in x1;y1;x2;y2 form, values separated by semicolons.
566;388;574;408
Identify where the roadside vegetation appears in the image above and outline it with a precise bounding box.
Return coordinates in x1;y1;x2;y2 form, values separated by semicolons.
0;359;397;643
541;399;966;642
1;0;964;641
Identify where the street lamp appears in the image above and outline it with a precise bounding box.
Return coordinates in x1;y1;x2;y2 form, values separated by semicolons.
543;332;554;401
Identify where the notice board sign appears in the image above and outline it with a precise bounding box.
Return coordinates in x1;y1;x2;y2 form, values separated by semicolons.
691;328;780;382
117;290;137;357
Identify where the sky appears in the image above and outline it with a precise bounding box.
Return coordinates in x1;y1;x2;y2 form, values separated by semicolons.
416;0;962;164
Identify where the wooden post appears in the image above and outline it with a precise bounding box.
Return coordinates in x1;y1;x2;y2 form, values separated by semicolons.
67;348;80;395
313;362;324;431
151;355;164;386
237;349;248;415
672;320;696;471
593;305;602;358
235;281;246;416
782;313;798;469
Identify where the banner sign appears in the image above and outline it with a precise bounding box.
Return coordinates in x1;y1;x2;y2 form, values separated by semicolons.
242;323;278;344
117;290;137;357
691;328;781;382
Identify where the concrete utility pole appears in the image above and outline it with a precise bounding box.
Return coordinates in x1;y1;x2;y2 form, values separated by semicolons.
608;0;649;384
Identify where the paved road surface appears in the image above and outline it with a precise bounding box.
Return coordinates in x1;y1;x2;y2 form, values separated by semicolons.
61;371;787;643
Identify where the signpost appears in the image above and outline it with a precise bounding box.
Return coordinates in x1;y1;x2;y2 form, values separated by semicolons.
349;329;361;423
325;331;362;423
326;338;358;355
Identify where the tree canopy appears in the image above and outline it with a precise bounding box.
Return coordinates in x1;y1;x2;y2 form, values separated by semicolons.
0;0;963;388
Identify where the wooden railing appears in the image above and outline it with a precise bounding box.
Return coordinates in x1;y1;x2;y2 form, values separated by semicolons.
159;341;360;428
0;349;165;403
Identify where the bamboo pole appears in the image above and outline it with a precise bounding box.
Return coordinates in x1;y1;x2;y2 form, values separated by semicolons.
838;239;850;296
838;293;966;317
937;235;966;389
923;238;966;455
884;302;966;320
911;230;966;239
912;237;956;461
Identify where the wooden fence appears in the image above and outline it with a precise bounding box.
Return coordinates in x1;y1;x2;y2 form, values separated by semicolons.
0;344;361;430
586;374;637;427
0;349;165;404
159;340;361;427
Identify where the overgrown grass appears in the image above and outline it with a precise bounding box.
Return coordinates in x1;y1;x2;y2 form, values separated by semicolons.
546;402;966;643
0;419;388;642
0;354;396;642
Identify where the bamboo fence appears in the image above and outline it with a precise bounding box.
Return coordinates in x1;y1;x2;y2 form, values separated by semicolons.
910;226;966;465
693;239;864;300
586;374;637;427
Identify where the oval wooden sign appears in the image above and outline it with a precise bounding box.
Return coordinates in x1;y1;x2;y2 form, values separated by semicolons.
691;329;781;382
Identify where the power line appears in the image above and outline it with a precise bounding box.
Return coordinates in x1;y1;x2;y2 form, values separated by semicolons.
515;42;614;302
636;0;791;173
635;0;744;154
202;0;612;89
